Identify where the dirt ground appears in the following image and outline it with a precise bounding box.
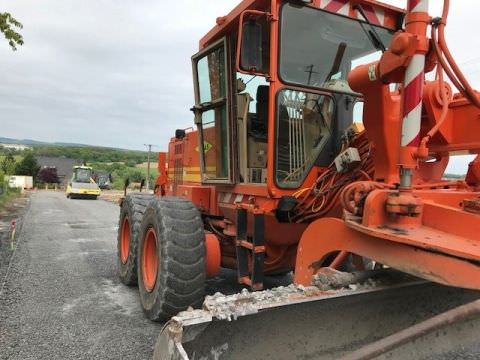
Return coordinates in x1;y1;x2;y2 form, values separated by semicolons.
99;189;152;204
0;193;30;290
98;189;124;204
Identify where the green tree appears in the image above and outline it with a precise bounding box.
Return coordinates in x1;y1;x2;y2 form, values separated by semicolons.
15;153;40;179
128;170;144;183
1;153;16;174
0;12;23;50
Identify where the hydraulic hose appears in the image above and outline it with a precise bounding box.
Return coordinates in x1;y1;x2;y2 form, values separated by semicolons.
420;0;480;150
434;0;480;108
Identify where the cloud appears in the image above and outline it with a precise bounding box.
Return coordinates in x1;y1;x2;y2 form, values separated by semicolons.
0;0;240;149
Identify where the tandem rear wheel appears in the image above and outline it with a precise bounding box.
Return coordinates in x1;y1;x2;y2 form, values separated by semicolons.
117;193;154;285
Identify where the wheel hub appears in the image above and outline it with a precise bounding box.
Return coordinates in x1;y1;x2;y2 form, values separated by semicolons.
142;227;159;292
120;217;130;264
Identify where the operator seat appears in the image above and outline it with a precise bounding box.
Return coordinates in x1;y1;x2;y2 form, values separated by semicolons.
249;85;269;141
256;85;269;126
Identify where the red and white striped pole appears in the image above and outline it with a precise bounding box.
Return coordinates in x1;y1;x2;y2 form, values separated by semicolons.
399;0;429;188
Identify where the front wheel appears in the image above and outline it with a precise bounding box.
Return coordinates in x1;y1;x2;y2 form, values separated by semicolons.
138;197;206;322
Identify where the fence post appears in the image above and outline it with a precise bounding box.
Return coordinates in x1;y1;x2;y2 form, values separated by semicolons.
10;220;16;251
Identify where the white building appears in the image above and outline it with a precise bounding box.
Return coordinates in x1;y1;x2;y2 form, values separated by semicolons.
6;175;33;190
0;143;32;151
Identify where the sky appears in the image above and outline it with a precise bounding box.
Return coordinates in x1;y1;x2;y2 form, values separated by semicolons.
0;0;479;173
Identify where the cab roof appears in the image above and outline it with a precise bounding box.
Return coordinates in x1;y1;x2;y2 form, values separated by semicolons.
199;0;405;49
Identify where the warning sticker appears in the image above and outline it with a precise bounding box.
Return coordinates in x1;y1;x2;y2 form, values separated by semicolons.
195;141;213;153
368;65;377;81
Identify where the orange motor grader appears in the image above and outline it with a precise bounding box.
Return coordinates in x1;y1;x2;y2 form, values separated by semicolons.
117;0;480;358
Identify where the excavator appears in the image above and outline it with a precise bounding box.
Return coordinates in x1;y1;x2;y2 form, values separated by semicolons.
116;0;480;358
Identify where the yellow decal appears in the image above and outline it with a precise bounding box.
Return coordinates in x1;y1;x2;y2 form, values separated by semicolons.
195;141;213;153
368;64;377;81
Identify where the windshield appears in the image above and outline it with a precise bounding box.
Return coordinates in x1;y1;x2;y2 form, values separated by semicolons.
279;4;393;93
75;168;92;183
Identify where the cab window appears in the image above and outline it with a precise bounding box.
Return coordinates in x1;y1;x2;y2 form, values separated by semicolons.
275;89;334;188
192;39;230;181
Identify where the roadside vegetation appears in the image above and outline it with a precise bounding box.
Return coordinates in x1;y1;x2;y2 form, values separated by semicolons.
1;145;149;165
0;172;21;208
0;11;24;51
33;145;149;164
0;188;21;208
1;152;40;180
89;162;158;190
0;145;155;190
0;11;24;208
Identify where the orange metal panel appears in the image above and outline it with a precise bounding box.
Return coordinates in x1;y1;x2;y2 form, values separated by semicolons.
199;0;270;49
351;189;480;262
294;217;480;289
205;233;221;277
176;185;211;213
466;155;480;189
200;0;405;49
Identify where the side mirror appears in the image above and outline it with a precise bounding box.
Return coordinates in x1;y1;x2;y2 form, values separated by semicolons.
241;20;263;70
237;11;270;75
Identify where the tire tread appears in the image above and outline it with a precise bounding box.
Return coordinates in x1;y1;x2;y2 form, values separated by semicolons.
138;197;206;322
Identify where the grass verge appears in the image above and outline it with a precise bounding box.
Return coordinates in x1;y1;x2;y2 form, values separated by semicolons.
0;189;22;209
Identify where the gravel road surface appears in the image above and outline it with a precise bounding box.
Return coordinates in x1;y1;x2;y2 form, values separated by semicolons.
0;195;29;286
0;191;289;360
0;191;161;360
1;191;479;360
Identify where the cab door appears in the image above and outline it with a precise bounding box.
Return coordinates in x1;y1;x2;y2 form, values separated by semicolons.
192;38;233;184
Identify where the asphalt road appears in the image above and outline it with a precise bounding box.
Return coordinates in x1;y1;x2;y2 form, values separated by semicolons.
0;191;161;360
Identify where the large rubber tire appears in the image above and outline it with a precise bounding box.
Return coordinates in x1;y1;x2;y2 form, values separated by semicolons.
117;193;154;285
138;197;206;322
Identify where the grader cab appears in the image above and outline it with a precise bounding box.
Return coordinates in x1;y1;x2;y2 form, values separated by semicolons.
159;0;397;287
117;0;480;358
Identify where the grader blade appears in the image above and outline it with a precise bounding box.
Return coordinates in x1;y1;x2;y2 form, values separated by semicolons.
153;281;480;360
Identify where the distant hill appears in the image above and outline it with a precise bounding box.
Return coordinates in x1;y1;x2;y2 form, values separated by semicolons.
0;137;91;148
0;137;47;146
0;137;149;164
0;137;145;151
